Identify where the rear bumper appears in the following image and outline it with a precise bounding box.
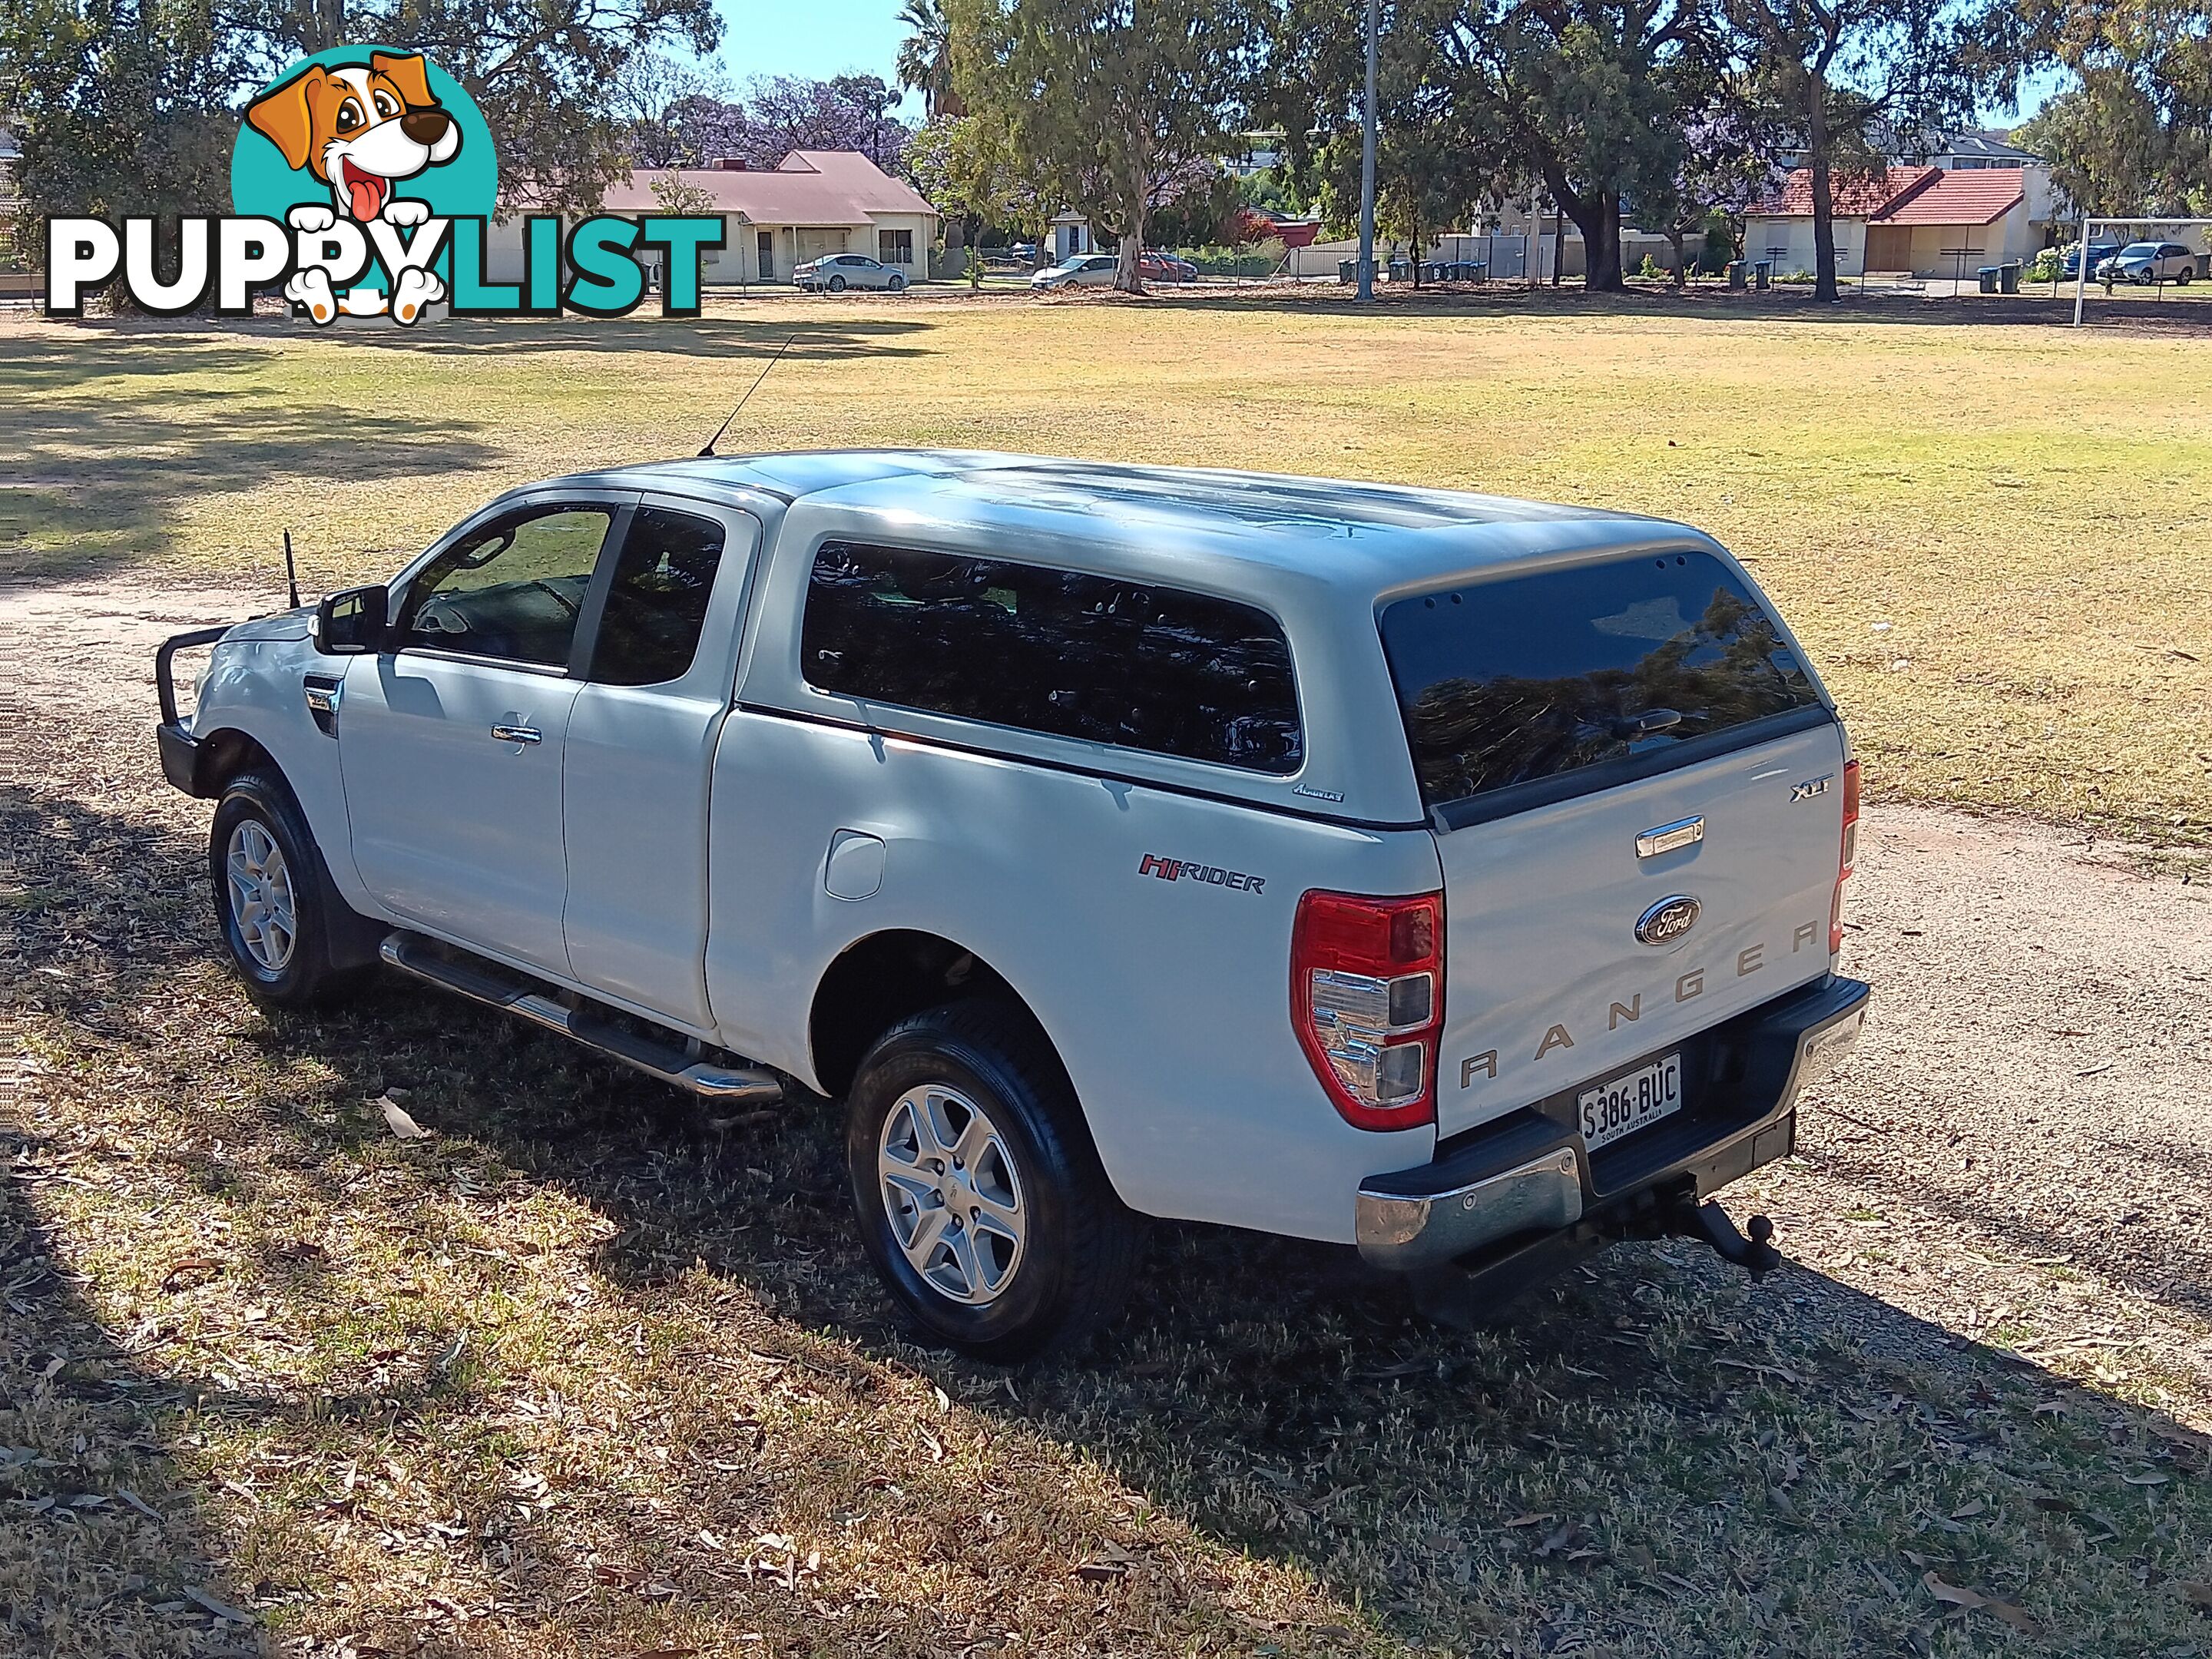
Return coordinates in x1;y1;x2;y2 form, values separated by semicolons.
1356;973;1869;1271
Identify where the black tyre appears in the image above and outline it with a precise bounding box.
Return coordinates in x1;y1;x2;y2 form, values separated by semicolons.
846;999;1142;1362
828;274;847;292
887;273;906;292
208;770;366;1008
2181;267;2195;286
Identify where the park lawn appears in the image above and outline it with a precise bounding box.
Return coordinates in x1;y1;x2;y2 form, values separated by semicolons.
1;292;2207;851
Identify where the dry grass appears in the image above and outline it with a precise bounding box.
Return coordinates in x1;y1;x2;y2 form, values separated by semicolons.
5;292;2212;1656
1;290;2207;845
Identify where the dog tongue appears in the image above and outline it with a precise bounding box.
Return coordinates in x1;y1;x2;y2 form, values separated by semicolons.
343;163;386;221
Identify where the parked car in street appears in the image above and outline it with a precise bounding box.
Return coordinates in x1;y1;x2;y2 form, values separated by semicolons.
793;253;908;293
1030;253;1119;290
2061;239;2123;278
1138;250;1198;283
155;452;1868;1360
2097;241;2198;285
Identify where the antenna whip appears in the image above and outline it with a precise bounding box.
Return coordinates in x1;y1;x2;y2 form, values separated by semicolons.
700;333;806;458
283;528;300;610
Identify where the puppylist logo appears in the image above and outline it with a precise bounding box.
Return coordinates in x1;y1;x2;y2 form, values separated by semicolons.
45;45;725;324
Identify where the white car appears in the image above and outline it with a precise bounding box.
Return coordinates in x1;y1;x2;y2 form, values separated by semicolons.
2096;241;2198;285
793;253;907;292
157;452;1869;1359
1030;253;1118;290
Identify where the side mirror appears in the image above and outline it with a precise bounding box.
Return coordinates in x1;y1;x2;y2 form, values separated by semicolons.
313;584;387;655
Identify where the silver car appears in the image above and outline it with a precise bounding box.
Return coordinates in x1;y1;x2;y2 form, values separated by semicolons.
793;253;909;293
1030;253;1119;290
2097;241;2199;285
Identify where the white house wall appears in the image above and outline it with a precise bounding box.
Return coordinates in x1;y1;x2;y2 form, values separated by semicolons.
1744;217;1866;277
486;209;939;290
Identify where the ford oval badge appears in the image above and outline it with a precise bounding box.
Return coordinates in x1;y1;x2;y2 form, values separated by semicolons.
1635;894;1701;945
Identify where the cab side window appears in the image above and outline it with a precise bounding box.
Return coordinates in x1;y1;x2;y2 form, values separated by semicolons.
589;508;729;687
401;506;612;668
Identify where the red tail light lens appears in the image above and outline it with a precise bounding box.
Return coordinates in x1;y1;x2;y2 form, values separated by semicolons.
1292;889;1444;1131
1830;757;1861;953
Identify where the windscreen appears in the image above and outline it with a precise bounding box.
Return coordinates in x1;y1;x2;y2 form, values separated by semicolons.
1379;549;1826;820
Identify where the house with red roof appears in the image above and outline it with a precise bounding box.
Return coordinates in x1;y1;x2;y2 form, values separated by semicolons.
488;151;940;288
1744;164;2040;280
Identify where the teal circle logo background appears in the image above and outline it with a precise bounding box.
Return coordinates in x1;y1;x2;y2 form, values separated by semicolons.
230;45;498;290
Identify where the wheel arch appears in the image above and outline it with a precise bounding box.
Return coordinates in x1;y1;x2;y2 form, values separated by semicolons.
808;929;1067;1102
191;726;282;799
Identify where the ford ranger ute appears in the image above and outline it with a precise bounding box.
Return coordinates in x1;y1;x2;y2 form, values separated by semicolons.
154;452;1869;1359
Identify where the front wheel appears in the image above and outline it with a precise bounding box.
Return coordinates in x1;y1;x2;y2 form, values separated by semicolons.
887;273;906;292
846;1000;1142;1362
209;771;364;1008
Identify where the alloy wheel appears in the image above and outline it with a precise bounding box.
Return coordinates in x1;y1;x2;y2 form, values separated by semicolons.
877;1082;1027;1305
225;819;296;972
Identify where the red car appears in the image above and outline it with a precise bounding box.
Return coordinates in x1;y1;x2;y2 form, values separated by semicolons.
1137;250;1198;283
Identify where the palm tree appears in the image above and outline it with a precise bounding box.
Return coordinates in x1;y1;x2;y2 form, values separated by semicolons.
895;0;963;120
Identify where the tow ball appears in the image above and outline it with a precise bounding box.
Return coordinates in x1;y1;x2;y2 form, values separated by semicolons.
1678;1197;1784;1280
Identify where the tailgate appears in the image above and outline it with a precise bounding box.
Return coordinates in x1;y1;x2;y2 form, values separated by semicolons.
1371;541;1846;1139
1432;723;1844;1135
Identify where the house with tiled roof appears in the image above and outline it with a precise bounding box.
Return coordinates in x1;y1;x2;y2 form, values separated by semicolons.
487;151;940;287
1743;162;2041;280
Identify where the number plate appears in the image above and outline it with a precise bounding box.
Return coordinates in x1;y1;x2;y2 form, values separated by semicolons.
1578;1053;1684;1151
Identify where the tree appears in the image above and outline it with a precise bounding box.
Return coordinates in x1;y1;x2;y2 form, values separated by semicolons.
906;112;1058;282
1640;83;1784;283
950;0;1263;292
608;50;727;167
2005;0;2212;215
0;0;243;260
1725;0;1982;299
1263;0;1514;281
1442;0;1710;293
896;0;965;118
740;74;913;172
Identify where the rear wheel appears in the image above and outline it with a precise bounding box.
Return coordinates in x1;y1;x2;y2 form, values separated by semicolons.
846;1000;1141;1362
2181;267;2196;285
828;274;847;292
209;771;364;1008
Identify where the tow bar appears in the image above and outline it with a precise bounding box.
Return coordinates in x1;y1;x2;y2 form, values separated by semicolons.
1676;1196;1783;1280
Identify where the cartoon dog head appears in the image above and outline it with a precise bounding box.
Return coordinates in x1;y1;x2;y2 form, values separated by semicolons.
246;53;462;223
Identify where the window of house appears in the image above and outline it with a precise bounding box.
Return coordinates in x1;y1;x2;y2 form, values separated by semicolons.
879;229;915;266
800;541;1303;773
590;508;728;687
401;505;612;668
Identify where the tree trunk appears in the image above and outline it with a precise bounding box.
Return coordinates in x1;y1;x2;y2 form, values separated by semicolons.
1116;198;1147;293
1555;186;1624;293
1808;76;1838;303
1667;227;1687;287
965;213;982;290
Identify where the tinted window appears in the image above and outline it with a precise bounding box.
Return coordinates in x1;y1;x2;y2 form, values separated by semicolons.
801;541;1302;773
591;508;727;686
402;506;611;667
1379;551;1824;814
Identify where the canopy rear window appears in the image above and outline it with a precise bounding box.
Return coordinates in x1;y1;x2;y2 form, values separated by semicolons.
1379;550;1828;826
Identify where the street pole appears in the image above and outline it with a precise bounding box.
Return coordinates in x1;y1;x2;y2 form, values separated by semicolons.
1356;0;1378;301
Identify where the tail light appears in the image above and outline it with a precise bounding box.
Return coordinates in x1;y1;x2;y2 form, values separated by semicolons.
1292;889;1444;1131
1829;758;1861;953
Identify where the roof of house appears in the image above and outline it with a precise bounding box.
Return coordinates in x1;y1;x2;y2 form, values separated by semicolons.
1757;165;1939;218
1926;131;2042;164
603;151;936;225
1869;168;2025;225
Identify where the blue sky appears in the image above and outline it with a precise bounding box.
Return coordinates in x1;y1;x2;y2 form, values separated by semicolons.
714;0;922;115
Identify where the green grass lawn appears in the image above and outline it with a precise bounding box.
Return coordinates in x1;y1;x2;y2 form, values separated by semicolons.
3;292;2206;846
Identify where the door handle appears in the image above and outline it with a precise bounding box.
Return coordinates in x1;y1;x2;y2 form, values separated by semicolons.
491;724;543;745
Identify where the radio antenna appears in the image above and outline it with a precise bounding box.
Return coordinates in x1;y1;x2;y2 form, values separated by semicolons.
699;333;804;458
283;528;301;609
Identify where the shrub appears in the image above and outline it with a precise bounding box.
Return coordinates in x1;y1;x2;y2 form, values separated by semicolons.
1638;253;1666;279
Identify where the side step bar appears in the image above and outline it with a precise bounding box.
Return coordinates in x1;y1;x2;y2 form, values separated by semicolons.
379;932;783;1107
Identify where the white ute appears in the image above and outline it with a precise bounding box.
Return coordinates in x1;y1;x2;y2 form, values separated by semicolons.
156;452;1869;1359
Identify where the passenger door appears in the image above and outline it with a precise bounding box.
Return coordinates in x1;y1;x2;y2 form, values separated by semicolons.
561;498;759;1032
339;495;629;976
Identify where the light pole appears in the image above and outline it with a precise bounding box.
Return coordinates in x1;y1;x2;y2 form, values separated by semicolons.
1356;0;1378;301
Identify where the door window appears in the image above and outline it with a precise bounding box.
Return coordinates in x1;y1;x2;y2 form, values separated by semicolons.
589;508;729;687
399;505;613;668
800;540;1302;773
